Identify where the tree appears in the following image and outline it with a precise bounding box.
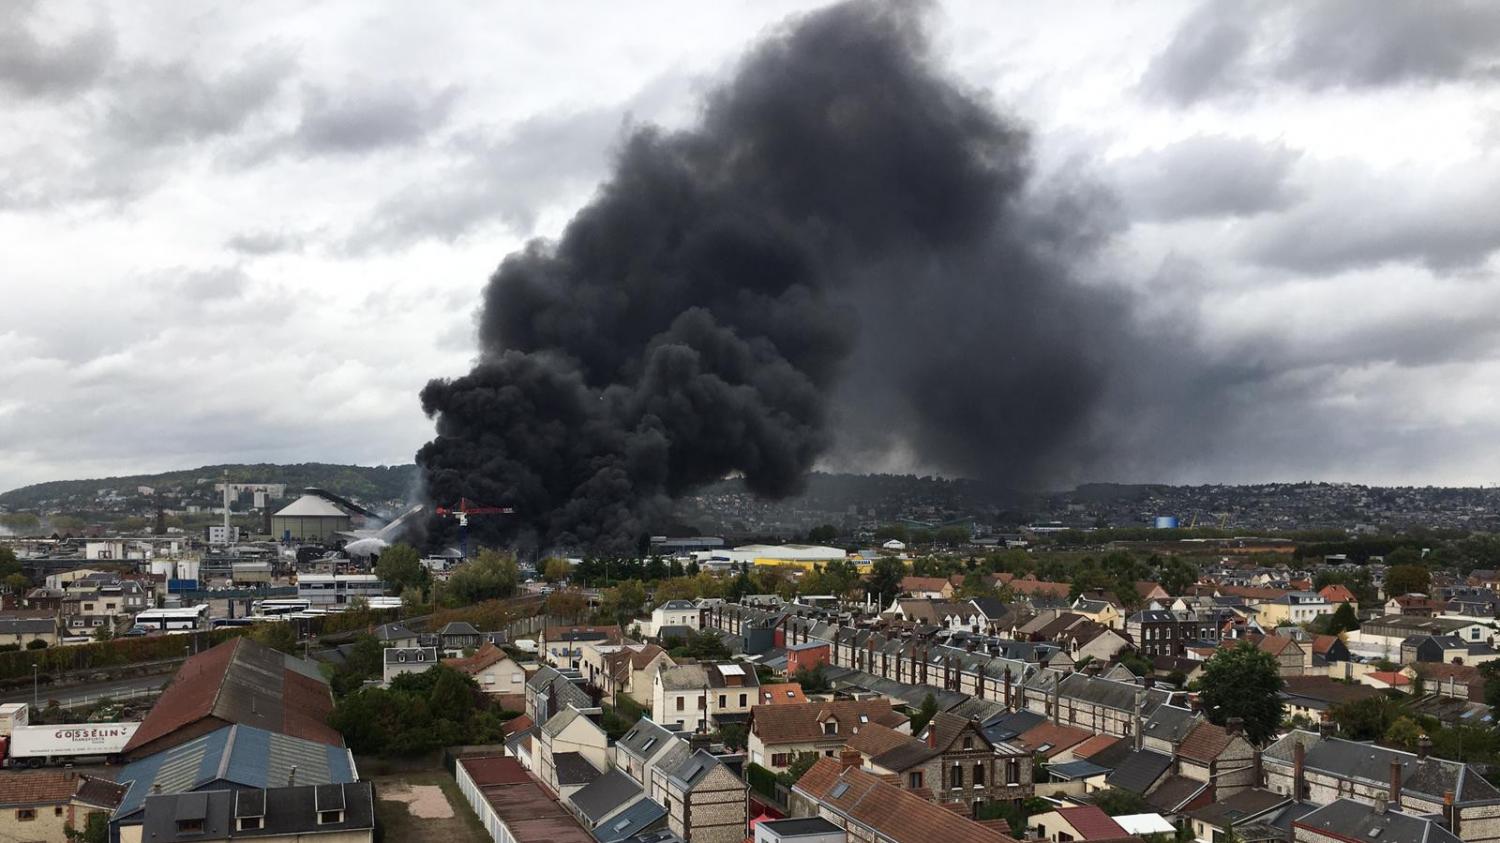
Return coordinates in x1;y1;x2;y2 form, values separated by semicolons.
959;573;995;599
867;556;906;607
779;751;820;786
935;525;970;547
823;559;861;600
1331;695;1407;741
911;692;939;735
1326;602;1360;635
1092;788;1151;816
1158;557;1200;596
1386;564;1431;597
374;543;426;593
791;664;831;694
1198;641;1284;745
25;638;47;650
445;549;519;604
602;579;647;625
65;811;108;843
807;524;839;544
654;577;699;602
0;546;20;579
545;589;588;621
4;573;29;595
542;557;573;583
249;621;298;654
719;722;748;751
1385;716;1424;749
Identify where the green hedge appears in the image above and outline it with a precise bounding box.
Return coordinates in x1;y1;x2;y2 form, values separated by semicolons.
745;762;780;800
0;629;247;683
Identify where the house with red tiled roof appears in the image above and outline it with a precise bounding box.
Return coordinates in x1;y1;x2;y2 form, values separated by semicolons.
1030;804;1127;842
444;641;527;701
1174;720;1257;800
0;771;124;843
1318;584;1358;608
792;754;1017;843
757;683;808;706
748;699;908;772
901;576;956;599
1362;670;1413;691
1010;720;1093;761
122;637;341;761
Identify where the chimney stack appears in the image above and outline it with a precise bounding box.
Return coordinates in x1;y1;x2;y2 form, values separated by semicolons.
1390;759;1403;805
1293;740;1306;802
1445;791;1459;835
839;749;862;772
1226;717;1243;736
1419;735;1433;760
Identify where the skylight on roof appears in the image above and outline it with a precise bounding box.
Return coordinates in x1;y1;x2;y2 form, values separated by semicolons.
614;818;633;831
643;737;656;751
830;782;850;798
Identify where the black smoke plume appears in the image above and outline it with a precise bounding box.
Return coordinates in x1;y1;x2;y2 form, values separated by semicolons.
418;1;1133;554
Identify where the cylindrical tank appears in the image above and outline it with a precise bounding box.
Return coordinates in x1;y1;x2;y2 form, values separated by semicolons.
177;559;201;582
150;559;176;579
1153;516;1179;529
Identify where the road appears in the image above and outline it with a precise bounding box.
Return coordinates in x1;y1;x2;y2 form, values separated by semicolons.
0;673;171;709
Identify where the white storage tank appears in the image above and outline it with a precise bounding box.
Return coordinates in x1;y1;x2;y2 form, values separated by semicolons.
176;559;201;582
150;559;176;579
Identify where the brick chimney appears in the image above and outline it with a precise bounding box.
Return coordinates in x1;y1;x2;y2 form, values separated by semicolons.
840;749;862;772
1390;759;1403;805
1293;740;1306;802
1003;668;1013;711
1445;791;1459;836
1419;735;1432;760
927;722;938;748
1226;717;1243;736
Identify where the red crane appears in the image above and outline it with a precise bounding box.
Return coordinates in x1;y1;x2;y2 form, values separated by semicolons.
435;498;514;558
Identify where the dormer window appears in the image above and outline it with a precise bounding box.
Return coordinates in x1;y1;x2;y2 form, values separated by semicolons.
823;721;837;735
319;810;344;825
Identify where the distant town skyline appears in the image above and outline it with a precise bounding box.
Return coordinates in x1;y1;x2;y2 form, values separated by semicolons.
3;1;1500;490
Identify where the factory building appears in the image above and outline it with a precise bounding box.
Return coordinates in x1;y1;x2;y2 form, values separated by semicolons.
270;494;352;542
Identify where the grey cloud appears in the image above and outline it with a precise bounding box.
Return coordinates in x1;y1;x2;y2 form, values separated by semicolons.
225;229;306;256
1278;0;1500;90
294;82;460;154
1139;1;1253;106
1113;135;1301;221
0;3;116;98
1240;167;1500;273
345;106;628;251
105;48;294;146
1143;0;1500;104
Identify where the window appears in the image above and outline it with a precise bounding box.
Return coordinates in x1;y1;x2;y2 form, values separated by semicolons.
824;721;837;735
951;763;963;788
54;806;63;816
773;753;790;767
16;809;34;821
963;737;974;750
740;693;747;707
909;771;923;788
676;697;684;711
177;819;204;832
239;817;264;831
719;694;727;708
973;762;985;786
319;810;343;825
698;696;706;709
1006;759;1021;785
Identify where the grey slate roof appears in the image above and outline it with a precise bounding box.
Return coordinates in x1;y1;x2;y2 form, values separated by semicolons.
0;618;54;634
373;621;418;642
593;797;668;843
1104;749;1173;794
1141;705;1199;745
555;751;603;787
1296;799;1463;843
571;769;643;824
138;782;375;842
667;749;730;792
1263;730;1500;803
383;646;438;665
1048;760;1112;780
616;719;683;761
981;710;1045;743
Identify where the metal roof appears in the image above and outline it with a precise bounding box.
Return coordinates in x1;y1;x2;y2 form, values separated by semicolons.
570;769;643;824
114;724;356;820
272;494;351;518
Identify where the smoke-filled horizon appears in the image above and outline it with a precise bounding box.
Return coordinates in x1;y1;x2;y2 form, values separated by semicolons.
417;2;1148;553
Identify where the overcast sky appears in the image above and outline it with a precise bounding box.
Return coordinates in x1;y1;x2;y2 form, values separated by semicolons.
3;0;1500;492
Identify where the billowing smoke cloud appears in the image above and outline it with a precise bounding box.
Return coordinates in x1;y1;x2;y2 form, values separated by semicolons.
417;1;1134;553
